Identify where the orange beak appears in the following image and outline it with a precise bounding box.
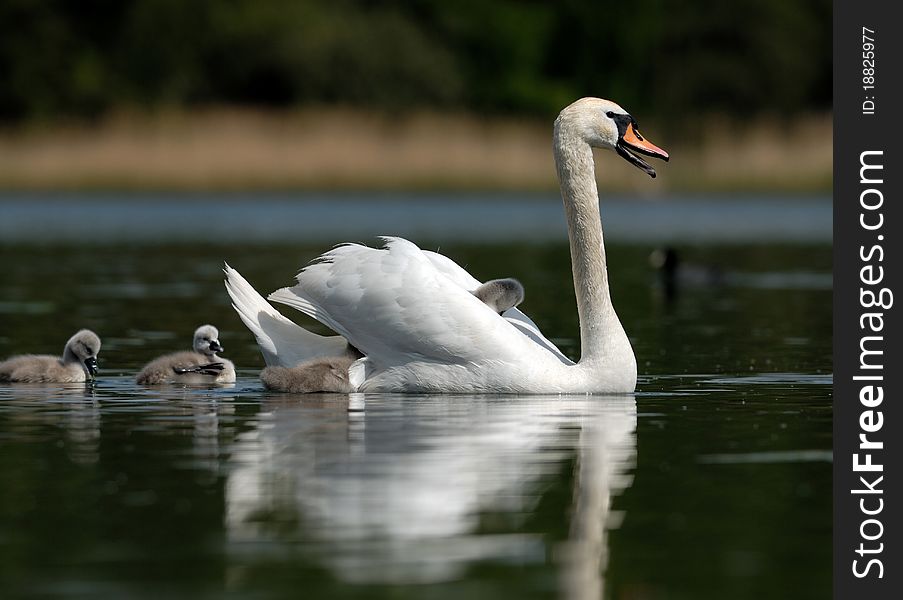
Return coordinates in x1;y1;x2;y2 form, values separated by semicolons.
616;121;669;178
622;123;669;161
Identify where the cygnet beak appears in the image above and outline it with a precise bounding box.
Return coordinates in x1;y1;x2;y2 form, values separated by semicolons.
209;340;224;353
84;356;98;376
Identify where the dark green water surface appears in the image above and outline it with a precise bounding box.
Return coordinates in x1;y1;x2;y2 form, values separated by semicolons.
0;198;831;599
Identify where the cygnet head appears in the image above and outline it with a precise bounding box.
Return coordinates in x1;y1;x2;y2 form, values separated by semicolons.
193;324;224;357
63;329;102;377
555;97;669;177
474;278;525;314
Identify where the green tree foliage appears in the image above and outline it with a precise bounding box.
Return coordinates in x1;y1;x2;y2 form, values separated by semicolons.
0;0;831;121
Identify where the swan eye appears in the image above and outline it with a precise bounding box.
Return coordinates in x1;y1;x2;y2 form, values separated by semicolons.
606;111;616;118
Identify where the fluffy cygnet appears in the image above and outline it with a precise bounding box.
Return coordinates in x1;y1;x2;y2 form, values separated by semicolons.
136;324;236;385
261;355;357;394
472;278;525;314
0;329;101;383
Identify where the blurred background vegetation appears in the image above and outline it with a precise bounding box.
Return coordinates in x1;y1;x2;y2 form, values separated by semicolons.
0;0;832;192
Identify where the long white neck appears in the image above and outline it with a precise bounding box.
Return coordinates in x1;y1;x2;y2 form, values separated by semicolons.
553;121;632;369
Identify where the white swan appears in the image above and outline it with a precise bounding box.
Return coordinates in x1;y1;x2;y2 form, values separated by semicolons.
225;97;668;393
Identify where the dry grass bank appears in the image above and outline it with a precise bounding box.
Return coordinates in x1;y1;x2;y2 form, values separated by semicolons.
0;109;831;193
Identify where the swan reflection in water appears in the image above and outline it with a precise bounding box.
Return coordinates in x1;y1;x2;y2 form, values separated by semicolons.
225;394;637;598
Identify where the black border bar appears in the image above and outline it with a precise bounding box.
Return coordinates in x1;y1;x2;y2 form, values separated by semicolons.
834;1;901;597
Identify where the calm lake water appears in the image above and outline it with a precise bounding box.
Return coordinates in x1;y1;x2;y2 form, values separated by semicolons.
0;194;831;599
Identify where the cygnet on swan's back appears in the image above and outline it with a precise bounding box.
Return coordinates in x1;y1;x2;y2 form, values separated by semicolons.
0;329;101;383
472;278;525;314
136;324;236;385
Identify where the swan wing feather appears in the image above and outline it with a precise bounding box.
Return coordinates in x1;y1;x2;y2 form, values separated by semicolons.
421;250;573;365
267;237;550;369
224;264;347;367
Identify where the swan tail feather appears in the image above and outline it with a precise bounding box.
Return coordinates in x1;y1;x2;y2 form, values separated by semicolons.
347;357;372;390
224;264;347;367
267;287;353;344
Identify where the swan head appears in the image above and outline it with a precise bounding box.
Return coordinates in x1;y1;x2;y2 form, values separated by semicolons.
556;97;669;177
193;324;224;356
64;329;101;377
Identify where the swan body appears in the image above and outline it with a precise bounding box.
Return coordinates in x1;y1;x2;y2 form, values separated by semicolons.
136;324;236;385
226;98;668;393
0;329;101;383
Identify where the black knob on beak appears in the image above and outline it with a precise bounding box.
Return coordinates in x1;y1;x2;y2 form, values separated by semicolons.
84;356;99;376
210;340;224;353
